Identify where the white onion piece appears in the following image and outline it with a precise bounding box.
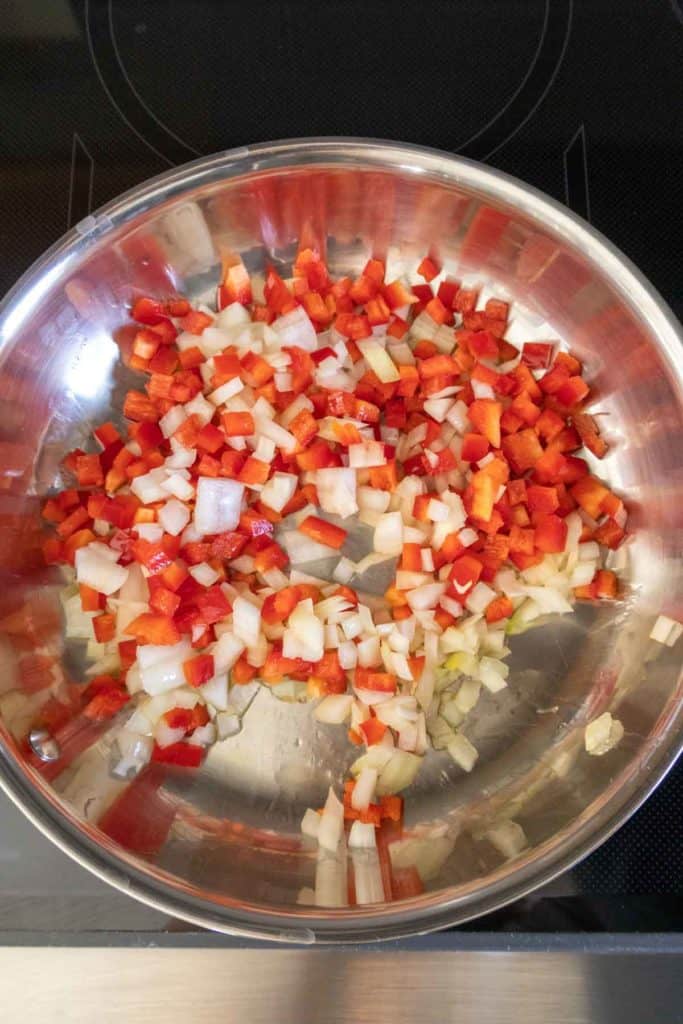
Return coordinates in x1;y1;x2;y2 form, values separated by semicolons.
445;400;469;434
154;720;186;749
199;673;230;711
448;733;478;772
318;786;345;852
348;820;378;849
208;377;244;405
158;498;191;537
159;405;187;439
649;614;683;646
216;710;241;739
283;599;324;662
184;392;214;425
522;586;573;615
357;486;391;513
570;561;597;588
423;398;454;423
194;477;244;535
353;686;395;706
406;582;446;611
232;596;261;648
314;467;358;519
465;582;496;614
212;630;245;673
187;722;217;747
260;472;298;513
314;694;353;724
271;306;317;351
478;656;509;693
255;416;297;454
351;767;377;811
161;473;195;501
301;807;321;839
333;557;355;584
134;523;163;544
189;561;220;587
357;339;400;383
350;845;384;904
357;636;381;668
348;442;387;469
112;732;153;778
281;531;335;565
337;641;358;670
374;512;403;556
75;545;128;596
376;750;421;795
585;712;624;756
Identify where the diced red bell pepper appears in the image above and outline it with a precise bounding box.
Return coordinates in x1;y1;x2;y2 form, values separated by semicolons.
449;554;483;594
221;411;255;437
132;538;173;575
149;584;181;618
93;612;116;643
131;296;166;325
418;354;460;379
160;561;189;592
288;408;318;447
298;515;347;550
595;569;617;598
359;718;388;745
151;741;203;767
179;310;213;335
593;517;625;549
83;686;130;721
521;342;554;368
468;471;496;522
391;866;424;899
510;393;541;427
354;667;397;693
217;259;253;308
416;256;440;282
238;457;270;486
485;595;514;623
535;407;565;442
232;653;258;684
183;653;215;688
125;613;180;645
526;484;560;514
468;330;498;360
381;280;418;310
502;429;544;473
569;475;610;519
506;479;527;506
534;513;568;553
74;453;104;487
193;585;231;626
453;287;479;314
123;391;160;423
467;399;502;448
573;413;608;458
555;376;590;409
461;433;489;462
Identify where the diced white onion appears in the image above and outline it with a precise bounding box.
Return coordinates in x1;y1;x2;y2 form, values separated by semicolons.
314;694;353;724
194;477;244;535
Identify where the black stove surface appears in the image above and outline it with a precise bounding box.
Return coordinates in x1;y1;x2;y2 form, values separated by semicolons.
0;0;681;941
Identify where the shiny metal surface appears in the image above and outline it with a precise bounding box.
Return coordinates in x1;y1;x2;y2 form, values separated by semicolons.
3;947;682;1024
0;139;681;942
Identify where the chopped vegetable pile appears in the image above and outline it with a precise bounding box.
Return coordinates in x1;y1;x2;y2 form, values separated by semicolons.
40;245;674;881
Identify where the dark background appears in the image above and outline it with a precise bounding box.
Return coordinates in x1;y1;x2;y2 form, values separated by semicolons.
0;0;681;932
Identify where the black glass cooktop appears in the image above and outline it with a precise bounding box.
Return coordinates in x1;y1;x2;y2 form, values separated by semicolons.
0;0;681;941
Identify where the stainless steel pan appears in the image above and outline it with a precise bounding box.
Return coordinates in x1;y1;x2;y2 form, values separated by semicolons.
0;139;680;942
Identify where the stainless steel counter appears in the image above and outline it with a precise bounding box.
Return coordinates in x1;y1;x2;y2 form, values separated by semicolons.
2;946;682;1024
